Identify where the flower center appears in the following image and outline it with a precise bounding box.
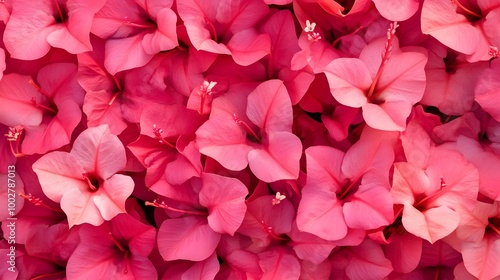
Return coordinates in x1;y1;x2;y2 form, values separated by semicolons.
145;199;208;216
19;193;64;213
52;0;68;23
152;124;176;148
414;177;449;210
443;50;461;74
487;217;500;236
205;17;219;42
272;192;286;205
82;172;101;192
451;0;482;21
198;80;217;115
4;126;25;158
383;216;406;239
260;220;287;241
122;16;157;30
233;114;262;143
28;80;58;115
304;20;322;42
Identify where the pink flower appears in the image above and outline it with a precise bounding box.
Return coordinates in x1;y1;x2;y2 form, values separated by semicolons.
66;214;157;279
4;0;106;60
33;125;133;227
421;0;500;62
0;63;84;155
196;80;302;182
296;127;396;241
91;0;178;74
155;173;248;261
177;0;271;66
324;22;428;131
392;121;479;243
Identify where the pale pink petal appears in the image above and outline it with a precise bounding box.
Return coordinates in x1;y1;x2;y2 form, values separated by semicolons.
324;58;371;108
377;51;428;104
0;74;44;127
338;239;393;280
402;204;460;243
83;90;128;135
400;121;432;169
199;173;248;235
289;224;336;264
422;51;487;115
425;147;479;210
259;247;301;280
343;177;393;230
392;162;430;205
3;0;57;59
462;235;500;280
104;34;154;74
475;60;500;122
373;0;419;21
297;187;346;240
179;253;220;280
457;136;500;200
196;116;254;171
71;125;126;179
384;233;422;273
227;29;271;66
246;79;293;132
142;8;178;54
32;151;87;202
248;131;302;182
362;102;409;131
157;216;221;261
93;174;134;221
60;187;103;227
341;127;397;179
421;0;480;55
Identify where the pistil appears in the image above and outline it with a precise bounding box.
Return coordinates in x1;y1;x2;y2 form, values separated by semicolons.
145;199;207;216
233;114;261;143
19;193;64;213
366;22;399;99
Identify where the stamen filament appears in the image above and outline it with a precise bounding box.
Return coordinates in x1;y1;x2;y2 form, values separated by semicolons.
108;91;121;106
367;22;398;99
488;223;500;236
145;199;207;216
28;80;51;98
339;173;363;200
112;76;123;92
332;25;364;47
122;17;156;29
233;114;261;143
9;141;25;158
434;267;440;280
52;0;65;22
152;124;176;148
451;0;482;19
31;270;65;280
108;232;127;253
19;193;64;213
205;17;218;42
261;221;287;241
31;98;58;114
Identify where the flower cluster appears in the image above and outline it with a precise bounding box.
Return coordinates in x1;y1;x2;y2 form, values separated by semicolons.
1;0;500;279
